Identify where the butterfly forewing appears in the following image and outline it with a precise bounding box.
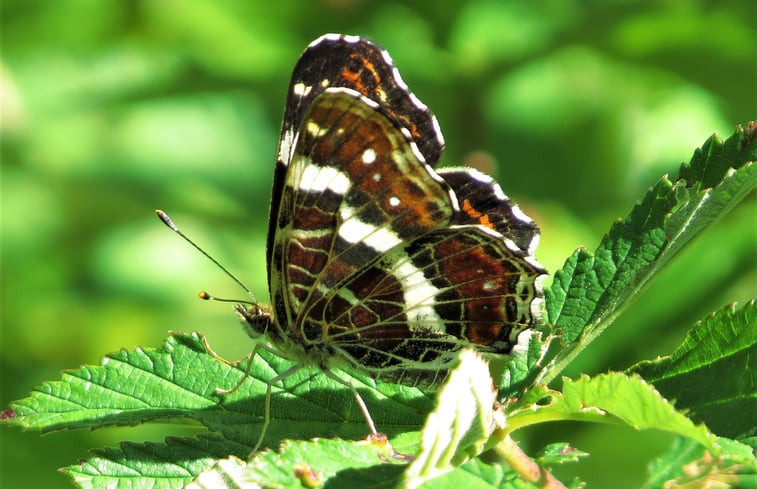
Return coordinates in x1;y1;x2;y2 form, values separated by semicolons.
268;35;445;280
271;89;455;355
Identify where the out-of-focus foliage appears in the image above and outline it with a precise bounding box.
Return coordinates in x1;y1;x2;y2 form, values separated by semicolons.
1;1;754;488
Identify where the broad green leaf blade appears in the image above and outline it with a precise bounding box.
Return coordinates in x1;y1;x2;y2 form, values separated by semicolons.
4;333;435;488
630;301;757;440
199;348;432;450
402;350;498;489
63;435;244;489
4;333;432;447
543;122;757;383
187;438;406;489
6;333;226;431
507;373;718;453
642;437;757;489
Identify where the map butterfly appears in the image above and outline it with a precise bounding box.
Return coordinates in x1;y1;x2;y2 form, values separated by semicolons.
175;34;547;449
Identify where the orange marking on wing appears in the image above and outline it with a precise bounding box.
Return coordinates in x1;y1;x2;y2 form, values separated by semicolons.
362;58;380;85
462;199;494;230
341;68;358;83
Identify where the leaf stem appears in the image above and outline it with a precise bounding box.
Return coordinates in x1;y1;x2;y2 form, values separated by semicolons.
492;432;567;489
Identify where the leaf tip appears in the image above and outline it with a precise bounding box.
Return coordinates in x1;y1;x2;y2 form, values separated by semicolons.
742;120;757;150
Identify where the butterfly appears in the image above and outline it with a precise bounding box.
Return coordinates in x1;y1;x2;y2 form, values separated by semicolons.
176;33;547;450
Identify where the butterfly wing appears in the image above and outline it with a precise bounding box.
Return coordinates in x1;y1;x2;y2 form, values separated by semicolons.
268;34;444;285
439;168;541;256
270;88;453;339
271;87;545;385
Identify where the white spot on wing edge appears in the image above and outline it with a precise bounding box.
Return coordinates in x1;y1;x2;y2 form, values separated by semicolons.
408;92;428;111
311;33;342;47
380;48;395;69
465;168;493;185
293;82;312;97
511;204;535;225
277;128;296;167
391;66;408;91
431;116;445;147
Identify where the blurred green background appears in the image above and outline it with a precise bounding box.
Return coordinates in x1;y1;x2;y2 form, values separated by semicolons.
1;1;754;487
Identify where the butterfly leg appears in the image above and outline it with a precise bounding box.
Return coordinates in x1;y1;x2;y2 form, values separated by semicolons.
199;334;239;366
250;363;301;455
324;371;378;435
198;334;257;395
212;342;262;395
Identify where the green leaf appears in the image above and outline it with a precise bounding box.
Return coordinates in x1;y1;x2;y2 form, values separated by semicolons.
421;457;523;489
6;333;432;441
642;437;757;489
402;349;499;489
507;372;719;453
543;122;757;383
64;435;245;489
630;301;757;440
7;333;225;431
186;438;407;489
6;333;434;488
183;439;583;489
490;329;549;400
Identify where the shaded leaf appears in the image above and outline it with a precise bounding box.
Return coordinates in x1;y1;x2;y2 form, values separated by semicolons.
64;435;243;489
630;301;757;440
6;333;434;488
642;437;756;489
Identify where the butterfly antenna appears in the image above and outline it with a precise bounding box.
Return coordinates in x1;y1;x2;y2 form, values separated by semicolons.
198;290;255;305
155;209;256;302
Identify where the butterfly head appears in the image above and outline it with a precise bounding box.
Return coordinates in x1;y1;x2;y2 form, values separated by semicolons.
235;303;273;339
